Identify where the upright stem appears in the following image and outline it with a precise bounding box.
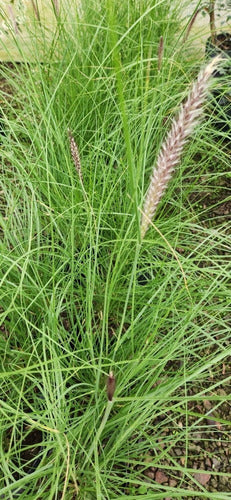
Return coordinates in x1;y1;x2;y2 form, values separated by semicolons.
85;400;113;466
106;1;140;240
209;0;216;46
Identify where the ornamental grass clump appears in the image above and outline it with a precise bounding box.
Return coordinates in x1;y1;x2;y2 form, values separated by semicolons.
140;56;221;239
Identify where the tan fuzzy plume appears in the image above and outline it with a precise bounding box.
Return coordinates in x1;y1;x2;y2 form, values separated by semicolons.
140;56;221;239
157;35;164;72
68;129;83;183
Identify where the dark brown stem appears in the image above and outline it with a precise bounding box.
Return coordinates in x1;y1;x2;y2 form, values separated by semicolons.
209;0;216;45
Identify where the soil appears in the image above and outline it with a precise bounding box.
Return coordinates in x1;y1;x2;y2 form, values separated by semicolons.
136;374;231;496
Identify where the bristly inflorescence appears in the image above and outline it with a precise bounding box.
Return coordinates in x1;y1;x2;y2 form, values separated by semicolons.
68;129;83;183
140;56;221;239
106;371;116;402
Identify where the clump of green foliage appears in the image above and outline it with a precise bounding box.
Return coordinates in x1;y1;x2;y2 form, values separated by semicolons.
0;1;230;498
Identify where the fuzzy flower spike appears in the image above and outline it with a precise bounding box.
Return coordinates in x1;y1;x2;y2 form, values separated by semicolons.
140;56;221;239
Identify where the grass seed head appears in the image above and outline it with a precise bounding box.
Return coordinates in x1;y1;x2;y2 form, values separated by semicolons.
107;371;116;401
140;56;222;239
68;129;83;183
